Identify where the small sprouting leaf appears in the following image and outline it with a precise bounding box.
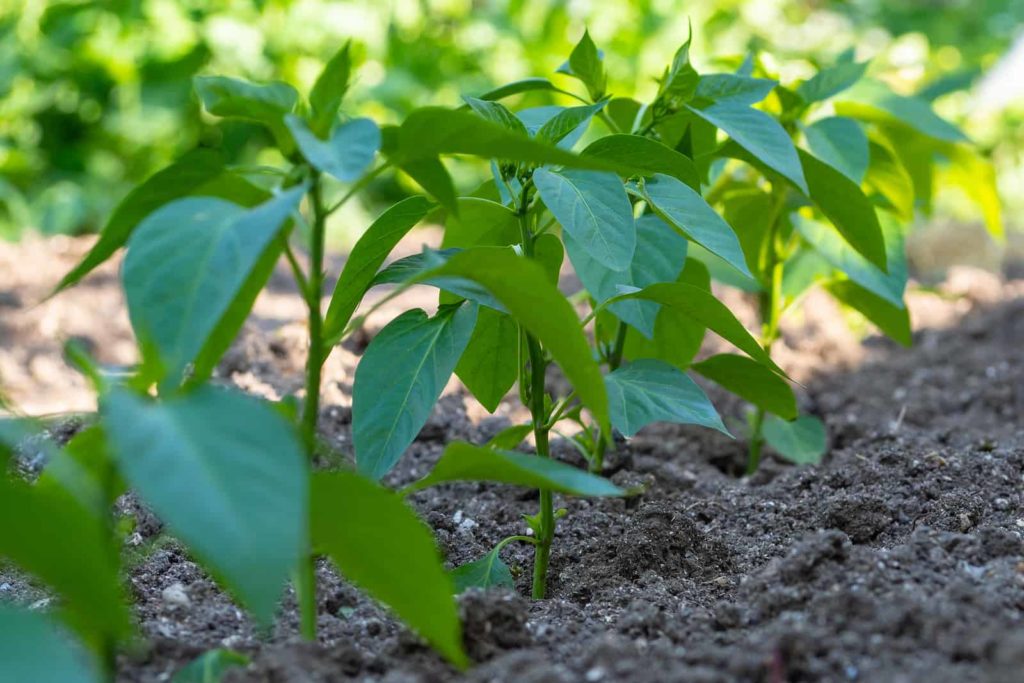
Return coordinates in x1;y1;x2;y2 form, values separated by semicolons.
536;101;607;145
567;214;686;338
803;117;869;183
689;101;808;193
582;135;700;190
464;96;528;135
450;546;515;593
354;304;478;480
0;607;100;683
401;157;457;214
442;198;519;249
515;106;592;150
309;42;353;136
695;74;776;106
321;197;432;347
691;354;797;420
826;280;912;346
456;308;519;413
561;30;606;100
797;60;868;103
533;168;635;271
405;441;624;496
639;173;751;278
123;188;304;383
194;76;299;149
604;359;728;437
485;424;534;450
102;386;308;625
286;115;380;182
311;471;467;668
762;414;827;465
836;79;968;142
658;34;699;105
173;649;250;683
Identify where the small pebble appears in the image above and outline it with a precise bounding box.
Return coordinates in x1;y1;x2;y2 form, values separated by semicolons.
161;582;191;608
585;666;606;681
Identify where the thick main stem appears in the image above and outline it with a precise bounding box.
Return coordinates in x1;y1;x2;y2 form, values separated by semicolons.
297;172;327;641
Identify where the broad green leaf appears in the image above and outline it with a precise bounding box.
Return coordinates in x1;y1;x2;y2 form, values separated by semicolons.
103;387;308;625
695;74;776;105
441;198;519;249
311;471;467;668
424;249;609;435
720;188;773;283
401;157;457;214
455;308;518;413
616;282;783;374
534;233;564;284
194;76;298;150
561;30;606;100
688;102;808;193
476;78;560;101
123;188;304;383
566;214;687;337
639;173;751;278
582;135;700;190
866;138;915;219
286;115;380;182
804;117;868;183
463;97;528;135
536;101;607;145
762;414;827;465
799;149;887;270
53;149;226;295
939;144;1003;241
370;249;506;312
406;441;624;496
173;649;250;683
0;607;99;683
835;80;968;142
692;354;797;419
797;61;868;103
354;304;478;480
533;168;635;271
0;477;129;649
606;97;643;133
309;42;352;136
450;546;514;593
485;424;533;450
516;106;590;150
827;280;912;346
37;426;122;517
605;359;727;437
795;215;906;307
622;259;709;369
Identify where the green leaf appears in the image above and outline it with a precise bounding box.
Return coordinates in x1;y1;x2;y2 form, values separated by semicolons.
194;76;299;150
53;149;227;295
463;96;529;135
455;308;518;413
536;101;607;145
123;188;304;383
323;196;433;347
441;198;519;249
476;78;560;101
695;74;776;105
0;607;100;683
639;173;751;278
354;304;478;480
803;117;868;183
37;425;122;517
533;233;564;284
406;441;624;496
286;115;380;182
173;649;250;683
102;386;308;625
657;34;699;106
450;546;514;594
720;188;773;283
421;249;610;435
582;135;700;190
836;80;968;143
797;61;868;103
622;259;709;369
762;414;827;465
0;477;129;649
940;144;1003;241
562;29;606;100
401;157;457;214
865;138;915;219
311;471;467;668
692;354;797;419
799;149;887;270
604;359;727;437
566;214;686;338
689;102;808;193
606;97;642;133
484;424;533;450
533;168;635;271
309;42;352;136
795;215;906;307
826;279;912;346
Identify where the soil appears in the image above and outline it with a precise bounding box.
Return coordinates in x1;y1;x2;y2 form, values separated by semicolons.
2;235;1023;683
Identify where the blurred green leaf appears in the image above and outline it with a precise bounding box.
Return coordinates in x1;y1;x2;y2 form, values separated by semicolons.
309;42;353;136
456;308;519;413
173;649;250;683
803;116;869;183
450;546;515;594
194;76;299;150
827;279;912;346
0;607;100;683
692;354;797;420
286;116;380;182
763;414;827;465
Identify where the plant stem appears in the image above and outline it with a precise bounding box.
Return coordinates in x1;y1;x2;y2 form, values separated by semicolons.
591;321;628;472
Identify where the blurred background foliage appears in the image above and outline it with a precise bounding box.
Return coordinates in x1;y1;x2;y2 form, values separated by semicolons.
1;0;1021;242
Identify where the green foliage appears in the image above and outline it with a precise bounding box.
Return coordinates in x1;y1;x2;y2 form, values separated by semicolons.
0;607;100;683
450;546;515;594
605;359;728;437
173;650;250;683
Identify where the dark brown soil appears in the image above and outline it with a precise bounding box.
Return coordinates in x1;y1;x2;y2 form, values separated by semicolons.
2;236;1023;682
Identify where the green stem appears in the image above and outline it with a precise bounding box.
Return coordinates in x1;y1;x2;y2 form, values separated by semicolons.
592;322;628;473
324;162;390;215
294;554;317;640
